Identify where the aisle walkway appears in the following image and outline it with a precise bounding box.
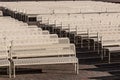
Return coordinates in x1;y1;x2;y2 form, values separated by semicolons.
0;63;120;80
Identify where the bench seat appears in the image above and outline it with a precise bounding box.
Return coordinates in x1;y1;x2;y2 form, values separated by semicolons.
12;57;78;66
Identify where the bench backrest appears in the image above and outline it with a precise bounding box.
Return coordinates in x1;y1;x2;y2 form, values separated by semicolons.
0;40;9;60
10;43;76;58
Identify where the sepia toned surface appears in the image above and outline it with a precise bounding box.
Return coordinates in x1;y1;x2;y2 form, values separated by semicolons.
0;0;120;80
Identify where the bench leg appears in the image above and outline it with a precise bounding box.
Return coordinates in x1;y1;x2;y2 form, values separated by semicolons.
97;45;100;54
9;65;11;78
7;67;8;74
101;49;104;60
108;52;111;64
74;63;76;73
87;40;90;50
7;65;11;78
13;64;16;78
75;63;79;74
76;63;79;74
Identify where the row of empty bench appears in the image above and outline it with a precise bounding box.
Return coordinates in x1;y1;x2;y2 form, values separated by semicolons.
1;1;120;14
0;16;78;78
37;13;120;63
2;1;120;24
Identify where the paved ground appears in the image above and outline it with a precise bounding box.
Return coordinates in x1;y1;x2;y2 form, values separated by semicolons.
0;60;120;80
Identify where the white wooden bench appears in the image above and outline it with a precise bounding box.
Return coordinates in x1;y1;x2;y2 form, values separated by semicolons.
10;41;78;78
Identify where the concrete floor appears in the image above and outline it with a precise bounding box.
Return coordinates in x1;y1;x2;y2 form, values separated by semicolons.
0;61;120;80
